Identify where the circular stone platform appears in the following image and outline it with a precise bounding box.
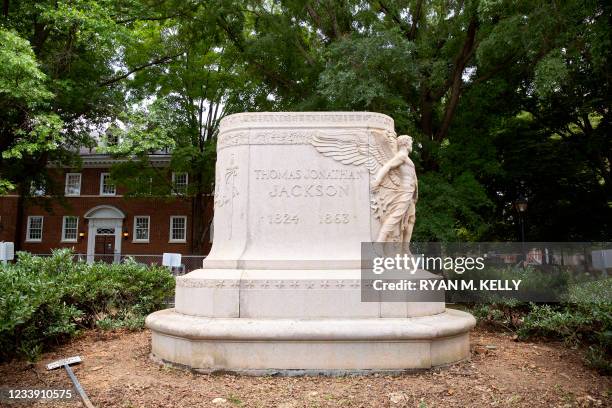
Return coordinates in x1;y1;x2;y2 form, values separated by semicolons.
146;112;475;373
147;308;475;373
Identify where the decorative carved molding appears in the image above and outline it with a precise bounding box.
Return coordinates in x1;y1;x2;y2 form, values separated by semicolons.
176;277;362;290
217;130;313;150
217;129;374;151
219;112;394;134
217;131;249;150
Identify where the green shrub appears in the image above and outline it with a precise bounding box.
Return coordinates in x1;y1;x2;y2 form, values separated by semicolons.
0;249;175;362
467;277;612;373
449;265;572;304
469;299;528;331
585;345;612;375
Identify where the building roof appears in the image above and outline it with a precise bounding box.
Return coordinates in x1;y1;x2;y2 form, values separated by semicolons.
79;153;172;168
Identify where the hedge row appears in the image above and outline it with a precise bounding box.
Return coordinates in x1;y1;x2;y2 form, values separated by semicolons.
0;249;175;362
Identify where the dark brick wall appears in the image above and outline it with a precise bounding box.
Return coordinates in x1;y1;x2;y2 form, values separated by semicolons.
0;167;213;255
0;196;19;243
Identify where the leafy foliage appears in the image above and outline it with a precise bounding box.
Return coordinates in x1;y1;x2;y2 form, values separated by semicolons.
468;277;612;373
0;0;134;196
0;28;62;194
1;0;610;242
0;250;175;362
415;172;493;241
204;0;611;241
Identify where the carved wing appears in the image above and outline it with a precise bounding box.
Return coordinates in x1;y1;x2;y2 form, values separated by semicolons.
310;130;401;188
310;132;375;170
311;130;412;241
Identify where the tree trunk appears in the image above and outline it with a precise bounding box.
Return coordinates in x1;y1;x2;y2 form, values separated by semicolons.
419;97;434;140
435;18;477;142
13;185;26;251
191;191;206;254
416;94;440;171
436;71;463;141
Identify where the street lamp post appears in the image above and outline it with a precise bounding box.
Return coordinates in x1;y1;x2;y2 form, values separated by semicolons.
515;196;528;264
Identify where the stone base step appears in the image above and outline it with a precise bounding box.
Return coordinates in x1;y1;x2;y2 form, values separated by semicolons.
146;308;476;373
175;268;446;318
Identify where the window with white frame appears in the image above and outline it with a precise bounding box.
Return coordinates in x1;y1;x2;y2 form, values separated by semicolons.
61;216;78;242
100;173;116;196
65;173;81;196
169;216;187;242
26;216;43;242
133;216;150;242
172;172;188;195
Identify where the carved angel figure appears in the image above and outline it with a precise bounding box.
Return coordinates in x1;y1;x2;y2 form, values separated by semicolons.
311;130;418;244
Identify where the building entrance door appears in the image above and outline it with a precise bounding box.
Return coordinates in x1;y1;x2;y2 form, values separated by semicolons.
84;206;125;264
94;229;115;262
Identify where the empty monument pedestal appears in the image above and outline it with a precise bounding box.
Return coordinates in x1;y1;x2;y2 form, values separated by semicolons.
146;112;476;373
146;269;476;373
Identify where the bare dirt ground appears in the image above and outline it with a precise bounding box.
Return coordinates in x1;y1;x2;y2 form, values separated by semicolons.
1;328;610;408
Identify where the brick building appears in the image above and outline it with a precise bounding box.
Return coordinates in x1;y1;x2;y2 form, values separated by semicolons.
0;152;213;264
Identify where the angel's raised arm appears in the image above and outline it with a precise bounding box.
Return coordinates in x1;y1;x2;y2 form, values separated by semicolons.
372;153;403;187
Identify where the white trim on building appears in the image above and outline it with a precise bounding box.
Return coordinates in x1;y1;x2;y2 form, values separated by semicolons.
169;216;187;243
133;215;150;243
61;216;79;243
99;172;116;196
65;173;81;196
26;216;44;242
172;172;188;195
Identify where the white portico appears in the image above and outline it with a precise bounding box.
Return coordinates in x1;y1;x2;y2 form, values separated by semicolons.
83;205;125;263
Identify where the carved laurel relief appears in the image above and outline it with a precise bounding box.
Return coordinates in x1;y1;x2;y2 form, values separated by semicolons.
219;112;394;133
176;277;362;290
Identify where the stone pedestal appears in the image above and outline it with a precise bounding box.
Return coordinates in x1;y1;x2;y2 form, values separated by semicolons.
146;112;475;373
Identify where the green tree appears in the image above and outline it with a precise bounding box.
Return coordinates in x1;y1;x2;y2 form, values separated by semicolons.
492;1;611;241
0;28;62;195
103;2;258;252
4;0;607;245
0;0;215;247
209;0;609;241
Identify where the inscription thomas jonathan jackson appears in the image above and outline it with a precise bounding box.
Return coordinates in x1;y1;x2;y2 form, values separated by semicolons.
254;168;364;199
